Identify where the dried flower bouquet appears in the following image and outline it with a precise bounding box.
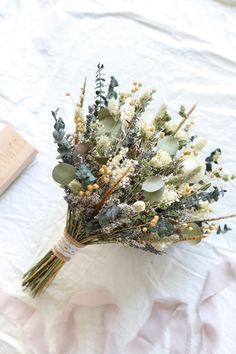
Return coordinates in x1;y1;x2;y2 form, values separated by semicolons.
23;64;236;296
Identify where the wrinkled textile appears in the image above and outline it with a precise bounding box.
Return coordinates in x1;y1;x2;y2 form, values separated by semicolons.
0;1;236;353
0;262;236;354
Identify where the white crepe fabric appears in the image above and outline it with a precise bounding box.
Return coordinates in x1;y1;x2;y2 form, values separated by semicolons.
0;0;236;353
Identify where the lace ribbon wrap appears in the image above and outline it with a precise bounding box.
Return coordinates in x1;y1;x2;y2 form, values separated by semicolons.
52;229;85;262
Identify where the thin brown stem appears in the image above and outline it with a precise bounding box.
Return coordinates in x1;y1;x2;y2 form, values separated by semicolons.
192;213;236;224
174;104;196;136
92;166;132;217
177;234;208;242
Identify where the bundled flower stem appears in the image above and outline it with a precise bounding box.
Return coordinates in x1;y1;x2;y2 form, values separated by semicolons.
23;64;236;296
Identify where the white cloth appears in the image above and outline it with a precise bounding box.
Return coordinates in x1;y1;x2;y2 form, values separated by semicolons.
0;1;236;353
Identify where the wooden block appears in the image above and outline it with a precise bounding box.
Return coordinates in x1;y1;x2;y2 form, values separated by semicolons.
0;124;38;195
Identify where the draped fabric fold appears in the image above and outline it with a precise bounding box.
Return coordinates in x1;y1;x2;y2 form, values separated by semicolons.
0;289;48;354
199;261;236;354
123;300;190;354
0;261;235;354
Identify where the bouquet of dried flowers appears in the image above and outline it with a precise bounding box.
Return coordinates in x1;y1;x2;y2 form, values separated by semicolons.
23;64;236;296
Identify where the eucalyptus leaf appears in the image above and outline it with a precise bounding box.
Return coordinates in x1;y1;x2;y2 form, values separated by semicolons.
76;163;96;187
84;220;100;234
157;136;179;155
98;108;112;120
53;130;65;140
96;206;120;227
142;176;165;192
101;117;117;131
150;222;176;237
94;156;109;165
144;186;165;203
99;117;122;136
180;223;202;244
52;163;76;185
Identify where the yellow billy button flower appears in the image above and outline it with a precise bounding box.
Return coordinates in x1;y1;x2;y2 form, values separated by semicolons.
184;149;192;155
150;219;157;227
202;225;210;230
93;184;99;190
210;223;217;230
87;184;93;191
159;132;165;139
142;227;148;233
85;191;91;197
79;191;85;197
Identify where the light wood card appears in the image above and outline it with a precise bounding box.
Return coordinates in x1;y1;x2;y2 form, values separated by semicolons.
0;124;38;195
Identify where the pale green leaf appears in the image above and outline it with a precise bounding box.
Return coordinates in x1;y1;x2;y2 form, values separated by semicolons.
142;176;165;192
52;163;76;185
157;136;179;155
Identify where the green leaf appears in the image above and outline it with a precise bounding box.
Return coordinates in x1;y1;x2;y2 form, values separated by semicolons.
142;176;164;192
94;156;109;165
144;187;165;203
75;163;96;187
84;220;100;234
52;163;76;185
101;117;117;130
96;206;120;227
157;136;179;155
98;108;112;120
150;221;176;237
99;117;122;136
180;223;202;244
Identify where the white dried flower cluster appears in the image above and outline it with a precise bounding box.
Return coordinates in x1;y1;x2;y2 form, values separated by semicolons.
108;148;137;186
164;123;189;144
108;98;118;111
138;91;150;104
96;136;111;154
120;105;135;126
175;130;189;144
133;201;146;213
150;150;172;169
164;121;177;134
108;98;120;121
140;122;156;139
160;187;179;206
111;159;136;186
108;147;129;168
